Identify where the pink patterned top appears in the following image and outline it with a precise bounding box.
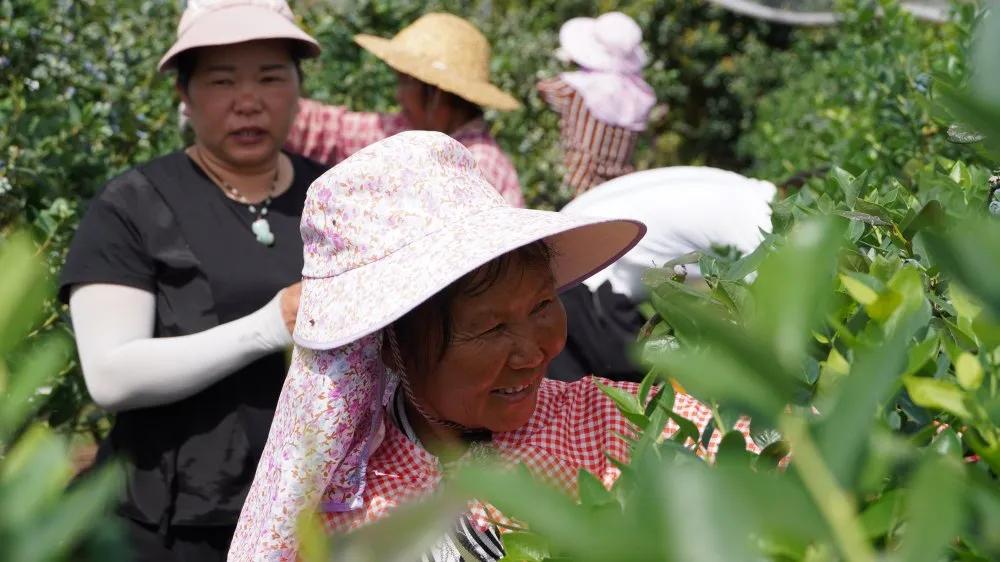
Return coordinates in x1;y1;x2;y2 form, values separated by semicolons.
230;348;756;560
285;99;525;208
322;376;756;533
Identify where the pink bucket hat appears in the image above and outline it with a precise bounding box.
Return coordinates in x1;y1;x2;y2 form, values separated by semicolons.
559;12;647;74
158;0;321;72
294;130;646;350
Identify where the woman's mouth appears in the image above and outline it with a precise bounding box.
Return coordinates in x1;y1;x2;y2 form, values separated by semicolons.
229;127;268;145
490;379;538;402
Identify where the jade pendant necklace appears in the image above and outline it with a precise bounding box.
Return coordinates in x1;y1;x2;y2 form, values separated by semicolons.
194;147;279;246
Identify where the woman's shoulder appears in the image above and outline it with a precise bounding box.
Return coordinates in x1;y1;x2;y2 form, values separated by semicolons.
88;150;188;213
514;377;640;439
100;150;189;198
287;152;329;185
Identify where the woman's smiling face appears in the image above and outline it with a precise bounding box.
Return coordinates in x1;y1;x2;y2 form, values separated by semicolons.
403;251;568;433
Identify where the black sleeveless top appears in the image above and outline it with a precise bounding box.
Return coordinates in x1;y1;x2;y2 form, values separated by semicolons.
60;150;327;528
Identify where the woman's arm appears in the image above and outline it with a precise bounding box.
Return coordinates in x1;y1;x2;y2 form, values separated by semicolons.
69;283;292;412
536;76;576;114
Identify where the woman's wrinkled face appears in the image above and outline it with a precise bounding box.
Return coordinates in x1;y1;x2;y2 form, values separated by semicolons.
179;40;300;169
410;260;568;433
395;72;450;132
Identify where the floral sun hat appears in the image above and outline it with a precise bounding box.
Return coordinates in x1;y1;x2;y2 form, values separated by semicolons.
229;131;644;559
294;130;645;350
158;0;321;72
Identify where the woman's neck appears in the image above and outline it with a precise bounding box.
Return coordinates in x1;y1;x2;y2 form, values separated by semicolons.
190;144;282;202
404;399;469;463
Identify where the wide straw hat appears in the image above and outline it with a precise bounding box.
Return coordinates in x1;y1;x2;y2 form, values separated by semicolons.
559;11;647;74
158;0;321;72
294;130;645;350
353;13;521;112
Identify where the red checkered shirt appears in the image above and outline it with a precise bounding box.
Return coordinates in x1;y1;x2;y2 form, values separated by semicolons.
537;77;642;196
321;376;756;533
286;99;525;208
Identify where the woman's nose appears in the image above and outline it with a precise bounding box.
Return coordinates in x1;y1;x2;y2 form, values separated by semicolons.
233;86;263;114
507;331;546;370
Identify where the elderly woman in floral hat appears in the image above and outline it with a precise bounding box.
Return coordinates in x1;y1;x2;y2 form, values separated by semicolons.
229;131;756;561
537;12;657;196
60;1;327;559
285;12;526;207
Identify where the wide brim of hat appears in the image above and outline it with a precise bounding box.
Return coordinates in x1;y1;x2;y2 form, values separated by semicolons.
294;206;644;350
158;5;321;72
354;34;521;112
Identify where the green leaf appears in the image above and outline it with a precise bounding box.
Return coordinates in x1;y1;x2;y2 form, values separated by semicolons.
0;334;71;444
576;469;613;508
0;232;50;356
955;352;984;391
751;217;845;373
840;273;878;305
895;455;967;562
903;376;973;420
500;532;550;562
715;430;752;467
925;220;1000;318
831;166;861;205
331;485;466;562
930;428;963;462
594;381;642;417
858;489;903;539
904;335;939;377
755;440;791;472
900;200;946;241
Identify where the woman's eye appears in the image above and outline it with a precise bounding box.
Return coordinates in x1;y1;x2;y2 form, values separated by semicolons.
479;323;505;337
261;75;284;83
532;299;553;314
212;79;233;86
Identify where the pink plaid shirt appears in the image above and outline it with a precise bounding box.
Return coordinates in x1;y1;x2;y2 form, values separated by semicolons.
287;99;525;207
322;376;756;533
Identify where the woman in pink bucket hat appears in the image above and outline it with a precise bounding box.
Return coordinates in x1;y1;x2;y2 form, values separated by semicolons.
60;1;327;559
537;12;657;195
229;131;758;561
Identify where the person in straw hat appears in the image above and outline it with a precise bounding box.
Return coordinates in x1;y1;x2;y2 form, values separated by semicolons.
285;12;526;207
59;1;326;558
229;131;758;561
537;12;657;196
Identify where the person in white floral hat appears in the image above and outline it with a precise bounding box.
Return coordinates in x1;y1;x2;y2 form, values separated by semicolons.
61;1;324;559
230;131;759;561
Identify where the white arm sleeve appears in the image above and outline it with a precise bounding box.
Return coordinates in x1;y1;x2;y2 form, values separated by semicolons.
69;283;293;412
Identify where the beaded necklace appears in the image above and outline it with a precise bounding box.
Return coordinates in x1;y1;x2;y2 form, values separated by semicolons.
194;147;279;246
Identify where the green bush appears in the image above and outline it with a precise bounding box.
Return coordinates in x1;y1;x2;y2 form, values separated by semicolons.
294;4;1000;561
0;0;796;434
737;0;990;183
0;232;125;561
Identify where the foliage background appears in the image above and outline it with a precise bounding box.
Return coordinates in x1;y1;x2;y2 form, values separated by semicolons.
0;0;800;435
3;0;999;559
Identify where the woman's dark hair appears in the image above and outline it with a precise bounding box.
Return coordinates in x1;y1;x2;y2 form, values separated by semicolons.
174;43;306;92
392;241;553;377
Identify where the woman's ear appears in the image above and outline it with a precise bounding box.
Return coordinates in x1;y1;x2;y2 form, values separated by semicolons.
175;81;192;112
